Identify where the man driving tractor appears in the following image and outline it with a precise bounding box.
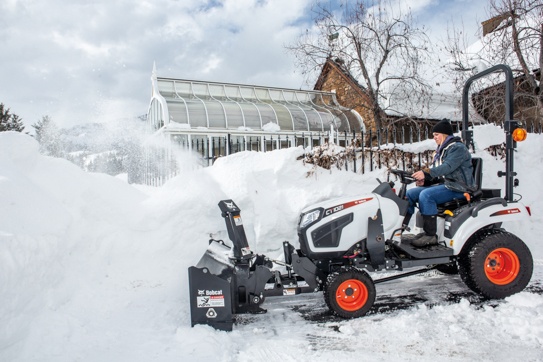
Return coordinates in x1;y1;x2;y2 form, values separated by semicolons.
404;119;476;247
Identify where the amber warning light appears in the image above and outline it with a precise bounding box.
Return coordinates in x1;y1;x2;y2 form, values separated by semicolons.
512;128;528;142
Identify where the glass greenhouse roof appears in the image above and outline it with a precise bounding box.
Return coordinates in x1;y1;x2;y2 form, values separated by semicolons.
149;76;363;133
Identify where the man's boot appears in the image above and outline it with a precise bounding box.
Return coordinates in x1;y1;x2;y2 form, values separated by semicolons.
411;215;438;247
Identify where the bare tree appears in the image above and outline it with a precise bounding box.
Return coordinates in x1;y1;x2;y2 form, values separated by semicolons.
286;0;433;131
487;0;542;128
444;0;542;129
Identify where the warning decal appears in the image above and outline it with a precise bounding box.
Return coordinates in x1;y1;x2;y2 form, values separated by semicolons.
234;215;243;226
197;295;225;308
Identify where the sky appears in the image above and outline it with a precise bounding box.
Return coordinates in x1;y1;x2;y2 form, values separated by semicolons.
0;0;491;129
0;124;542;361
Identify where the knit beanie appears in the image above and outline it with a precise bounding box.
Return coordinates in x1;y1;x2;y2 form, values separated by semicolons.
432;120;454;135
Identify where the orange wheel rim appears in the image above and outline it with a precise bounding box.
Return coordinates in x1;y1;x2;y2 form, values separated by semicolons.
484;248;520;285
335;279;368;311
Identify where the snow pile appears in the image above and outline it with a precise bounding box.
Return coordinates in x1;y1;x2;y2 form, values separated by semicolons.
262;122;281;132
0;126;542;361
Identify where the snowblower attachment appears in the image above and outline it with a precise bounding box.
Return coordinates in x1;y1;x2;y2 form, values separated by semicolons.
188;200;273;331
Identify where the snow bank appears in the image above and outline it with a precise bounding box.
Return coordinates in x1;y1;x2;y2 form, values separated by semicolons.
0;126;542;361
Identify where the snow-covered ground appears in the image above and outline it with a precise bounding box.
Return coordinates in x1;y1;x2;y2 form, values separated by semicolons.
1;124;542;361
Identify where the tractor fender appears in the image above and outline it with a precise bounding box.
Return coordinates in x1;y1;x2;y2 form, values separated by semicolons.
445;199;531;255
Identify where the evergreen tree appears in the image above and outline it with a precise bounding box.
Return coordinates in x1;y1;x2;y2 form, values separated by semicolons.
0;103;25;132
32;116;48;142
32;115;63;157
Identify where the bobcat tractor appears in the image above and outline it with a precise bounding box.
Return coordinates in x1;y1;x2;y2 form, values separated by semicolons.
188;64;534;331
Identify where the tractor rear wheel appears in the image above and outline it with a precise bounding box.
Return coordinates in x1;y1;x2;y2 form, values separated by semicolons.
324;268;376;318
458;231;533;299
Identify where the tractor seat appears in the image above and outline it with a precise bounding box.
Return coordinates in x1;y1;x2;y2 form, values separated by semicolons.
438;157;483;213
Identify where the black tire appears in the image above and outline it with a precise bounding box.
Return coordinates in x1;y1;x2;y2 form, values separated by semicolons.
324;268;376;318
458;228;506;292
435;262;458;275
458;231;533;299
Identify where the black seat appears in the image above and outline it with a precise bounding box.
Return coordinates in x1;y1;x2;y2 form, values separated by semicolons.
438;157;483;212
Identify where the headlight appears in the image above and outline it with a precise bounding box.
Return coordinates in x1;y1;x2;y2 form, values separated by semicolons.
299;209;322;229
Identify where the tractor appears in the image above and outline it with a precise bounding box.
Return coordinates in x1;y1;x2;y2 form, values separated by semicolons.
188;64;533;331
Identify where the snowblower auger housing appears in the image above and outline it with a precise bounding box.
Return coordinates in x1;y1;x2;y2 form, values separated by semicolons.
188;64;533;331
189;200;322;331
189;200;272;331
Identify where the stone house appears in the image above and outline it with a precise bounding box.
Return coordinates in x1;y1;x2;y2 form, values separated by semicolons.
313;57;377;132
313;57;454;141
472;69;542;130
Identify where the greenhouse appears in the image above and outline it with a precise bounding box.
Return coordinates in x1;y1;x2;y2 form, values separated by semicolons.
148;68;363;134
144;66;364;185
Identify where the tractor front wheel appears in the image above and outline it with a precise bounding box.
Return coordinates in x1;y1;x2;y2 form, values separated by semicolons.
324;268;376;318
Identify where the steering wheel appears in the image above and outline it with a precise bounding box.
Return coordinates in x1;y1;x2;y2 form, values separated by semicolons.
390;169;416;184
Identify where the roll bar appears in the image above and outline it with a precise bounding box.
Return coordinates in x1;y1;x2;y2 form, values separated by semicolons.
461;64;520;202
